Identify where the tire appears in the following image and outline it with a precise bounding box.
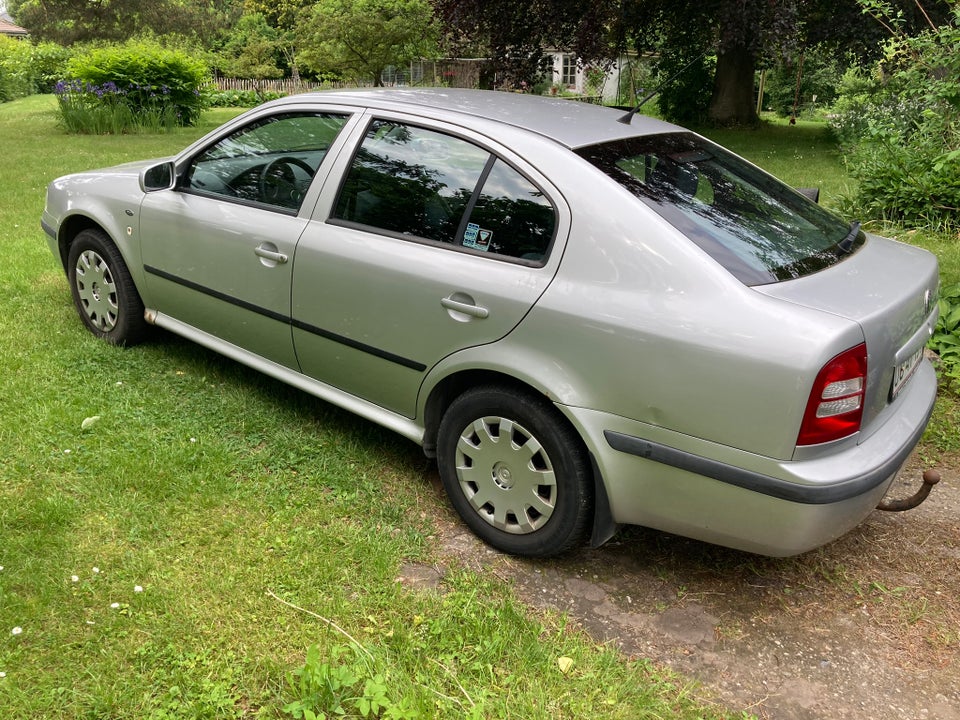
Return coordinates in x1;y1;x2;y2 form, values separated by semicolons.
437;386;593;557
66;228;148;346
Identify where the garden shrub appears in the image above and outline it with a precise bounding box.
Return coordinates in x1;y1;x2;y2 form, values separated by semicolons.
0;36;34;102
931;284;960;388
29;42;73;93
206;88;286;108
829;9;960;228
59;40;209;132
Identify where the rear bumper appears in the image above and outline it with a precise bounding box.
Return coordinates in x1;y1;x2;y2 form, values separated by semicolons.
562;360;937;556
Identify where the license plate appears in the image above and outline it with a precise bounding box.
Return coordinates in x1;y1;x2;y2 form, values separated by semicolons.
890;347;924;400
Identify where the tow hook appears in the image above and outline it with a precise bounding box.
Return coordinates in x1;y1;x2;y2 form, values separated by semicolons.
877;469;941;512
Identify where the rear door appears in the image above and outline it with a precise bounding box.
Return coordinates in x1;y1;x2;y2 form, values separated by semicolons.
290;114;569;417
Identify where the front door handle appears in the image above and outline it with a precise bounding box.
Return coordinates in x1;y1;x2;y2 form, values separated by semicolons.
254;244;288;265
441;295;489;319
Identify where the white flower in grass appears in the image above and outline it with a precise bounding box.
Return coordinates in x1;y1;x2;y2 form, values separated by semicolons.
71;575;80;583
190;437;197;443
134;585;143;593
11;627;22;636
0;671;6;678
0;566;4;571
92;567;100;574
110;603;120;609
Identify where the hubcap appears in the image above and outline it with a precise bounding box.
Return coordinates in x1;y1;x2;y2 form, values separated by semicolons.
75;250;119;332
455;416;557;535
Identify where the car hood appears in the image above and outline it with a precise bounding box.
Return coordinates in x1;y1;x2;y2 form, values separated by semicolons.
72;157;171;178
755;233;939;435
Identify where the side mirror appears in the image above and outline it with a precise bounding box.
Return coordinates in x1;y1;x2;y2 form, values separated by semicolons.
796;187;820;204
140;161;176;193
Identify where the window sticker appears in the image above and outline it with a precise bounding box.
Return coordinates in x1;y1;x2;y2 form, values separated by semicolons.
463;223;493;251
463;222;480;246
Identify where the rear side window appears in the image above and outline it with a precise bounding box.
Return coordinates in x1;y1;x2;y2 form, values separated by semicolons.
576;133;863;285
332;120;556;262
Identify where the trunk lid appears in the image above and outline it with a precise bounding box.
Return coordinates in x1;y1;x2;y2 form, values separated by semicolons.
755;233;939;434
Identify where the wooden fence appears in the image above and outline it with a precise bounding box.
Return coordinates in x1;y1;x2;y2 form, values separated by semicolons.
212;60;486;94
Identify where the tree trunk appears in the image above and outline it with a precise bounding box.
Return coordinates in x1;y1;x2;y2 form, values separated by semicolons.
708;47;758;126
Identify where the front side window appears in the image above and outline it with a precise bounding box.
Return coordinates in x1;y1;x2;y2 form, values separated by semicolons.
577;133;864;285
332;120;556;262
187;112;349;211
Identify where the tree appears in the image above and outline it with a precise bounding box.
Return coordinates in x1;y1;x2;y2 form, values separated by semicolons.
7;0;242;46
243;0;313;81
436;0;956;125
297;0;439;86
217;12;283;87
435;0;618;88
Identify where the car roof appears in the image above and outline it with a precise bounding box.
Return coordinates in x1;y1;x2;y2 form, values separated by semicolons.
273;87;682;150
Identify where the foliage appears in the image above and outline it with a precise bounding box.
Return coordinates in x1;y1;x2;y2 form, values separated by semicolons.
436;0;616;89
931;284;960;388
284;645;417;720
762;44;847;119
0;36;32;102
298;0;439;86
26;41;73;93
829;5;960;228
215;12;284;84
0;39;74;103
55;79;181;134
7;0;241;47
207;88;286;107
63;41;210;130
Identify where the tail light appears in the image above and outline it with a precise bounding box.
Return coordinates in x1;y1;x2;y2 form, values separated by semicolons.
797;343;867;446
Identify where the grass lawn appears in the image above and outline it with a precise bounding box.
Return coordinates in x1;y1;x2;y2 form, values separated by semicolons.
1;93;957;719
0;95;741;719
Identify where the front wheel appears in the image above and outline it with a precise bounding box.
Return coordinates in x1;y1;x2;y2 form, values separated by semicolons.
67;228;147;346
437;386;593;557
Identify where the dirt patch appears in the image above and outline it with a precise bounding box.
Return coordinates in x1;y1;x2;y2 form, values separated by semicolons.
404;455;960;719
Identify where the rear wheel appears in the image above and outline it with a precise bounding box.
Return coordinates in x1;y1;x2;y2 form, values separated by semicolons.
437;386;592;557
67;228;147;346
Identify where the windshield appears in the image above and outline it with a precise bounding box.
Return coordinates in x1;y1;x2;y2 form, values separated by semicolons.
576;132;863;285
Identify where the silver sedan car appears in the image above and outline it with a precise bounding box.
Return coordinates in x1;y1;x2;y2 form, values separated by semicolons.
42;88;939;557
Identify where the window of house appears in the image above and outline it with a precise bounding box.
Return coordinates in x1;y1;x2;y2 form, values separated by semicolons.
561;55;577;87
186;112;349;211
332;120;556;262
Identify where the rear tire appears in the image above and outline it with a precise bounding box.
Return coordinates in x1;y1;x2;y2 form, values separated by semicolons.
437;386;593;557
67;228;147;346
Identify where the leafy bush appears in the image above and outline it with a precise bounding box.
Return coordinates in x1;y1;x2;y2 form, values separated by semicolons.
931;284;960;388
206;88;286;107
829;9;960;228
0;36;33;102
29;42;73;93
62;41;209;131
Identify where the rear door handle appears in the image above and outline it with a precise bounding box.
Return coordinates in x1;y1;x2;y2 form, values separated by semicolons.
441;295;489;319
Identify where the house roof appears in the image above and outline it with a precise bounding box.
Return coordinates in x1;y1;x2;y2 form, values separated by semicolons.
0;12;28;38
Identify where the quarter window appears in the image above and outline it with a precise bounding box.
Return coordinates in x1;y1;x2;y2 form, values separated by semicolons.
332;120;556;262
186;112;349;211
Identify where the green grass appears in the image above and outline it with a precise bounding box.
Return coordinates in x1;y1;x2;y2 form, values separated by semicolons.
700;117;856;209
0;95;735;718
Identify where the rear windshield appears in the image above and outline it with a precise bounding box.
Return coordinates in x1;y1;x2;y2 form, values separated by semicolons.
576;133;863;285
